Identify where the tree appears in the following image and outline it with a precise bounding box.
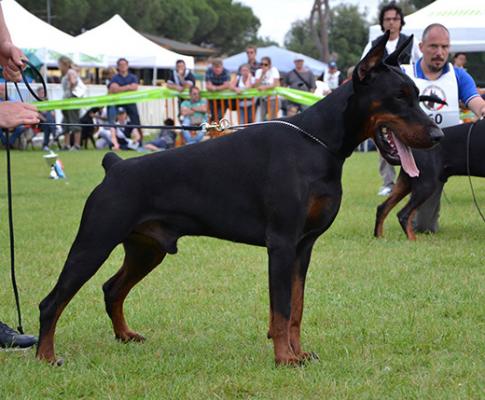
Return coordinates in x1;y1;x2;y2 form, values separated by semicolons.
285;4;368;70
309;0;331;62
329;5;368;70
17;0;262;55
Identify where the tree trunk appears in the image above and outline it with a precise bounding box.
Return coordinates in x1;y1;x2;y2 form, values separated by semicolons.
310;0;331;63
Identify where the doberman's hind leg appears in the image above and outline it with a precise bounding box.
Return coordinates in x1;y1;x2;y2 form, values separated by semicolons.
37;234;123;365
103;233;166;342
288;237;319;363
374;174;411;238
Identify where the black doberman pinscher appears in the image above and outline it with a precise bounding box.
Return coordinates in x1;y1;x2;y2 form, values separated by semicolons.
375;119;485;240
37;32;442;366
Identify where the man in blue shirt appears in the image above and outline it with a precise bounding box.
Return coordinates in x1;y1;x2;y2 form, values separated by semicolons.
107;58;141;136
402;23;485;233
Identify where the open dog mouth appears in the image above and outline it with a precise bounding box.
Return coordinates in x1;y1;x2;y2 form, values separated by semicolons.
375;125;419;177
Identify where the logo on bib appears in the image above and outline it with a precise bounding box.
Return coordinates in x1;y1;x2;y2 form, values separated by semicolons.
421;85;446;111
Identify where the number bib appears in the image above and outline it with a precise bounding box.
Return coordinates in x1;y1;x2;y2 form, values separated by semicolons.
402;63;460;128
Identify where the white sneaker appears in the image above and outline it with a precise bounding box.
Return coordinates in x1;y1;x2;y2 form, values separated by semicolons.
377;186;392;196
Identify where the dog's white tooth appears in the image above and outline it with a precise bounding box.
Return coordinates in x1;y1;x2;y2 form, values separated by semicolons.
382;126;388;134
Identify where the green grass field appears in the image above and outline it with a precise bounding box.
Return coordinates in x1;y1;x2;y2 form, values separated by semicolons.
0;149;484;399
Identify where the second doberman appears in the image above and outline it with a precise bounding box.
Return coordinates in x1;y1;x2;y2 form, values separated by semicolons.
37;32;442;366
375;119;485;240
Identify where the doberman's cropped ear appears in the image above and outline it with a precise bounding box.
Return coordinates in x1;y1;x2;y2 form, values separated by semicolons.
353;30;389;83
385;34;414;67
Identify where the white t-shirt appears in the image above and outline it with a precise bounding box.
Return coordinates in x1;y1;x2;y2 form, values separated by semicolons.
255;67;280;86
361;35;421;63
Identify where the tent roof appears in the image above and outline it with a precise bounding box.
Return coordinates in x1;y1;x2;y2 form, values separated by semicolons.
223;46;327;75
142;33;217;58
74;15;194;69
2;0;100;66
369;0;485;52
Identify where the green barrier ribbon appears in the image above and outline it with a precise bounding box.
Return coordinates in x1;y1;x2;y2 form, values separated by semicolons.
35;86;323;112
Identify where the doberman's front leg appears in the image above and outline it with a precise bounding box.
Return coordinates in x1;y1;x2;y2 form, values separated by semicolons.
267;242;300;366
374;175;411;238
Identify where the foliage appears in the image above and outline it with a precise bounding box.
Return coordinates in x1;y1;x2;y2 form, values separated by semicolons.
16;0;261;54
328;4;369;70
285;4;368;71
1;149;485;398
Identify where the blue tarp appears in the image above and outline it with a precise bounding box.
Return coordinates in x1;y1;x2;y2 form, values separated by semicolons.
223;45;328;75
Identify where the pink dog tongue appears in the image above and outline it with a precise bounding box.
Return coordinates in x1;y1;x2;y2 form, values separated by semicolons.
392;133;420;177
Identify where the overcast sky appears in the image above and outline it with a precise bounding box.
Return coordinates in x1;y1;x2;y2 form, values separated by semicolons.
239;0;381;46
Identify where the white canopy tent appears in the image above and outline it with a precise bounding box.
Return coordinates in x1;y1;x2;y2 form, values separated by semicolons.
368;0;485;52
2;0;102;66
74;15;194;73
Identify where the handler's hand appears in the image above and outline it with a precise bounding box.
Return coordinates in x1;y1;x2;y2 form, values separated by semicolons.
0;41;25;82
0;102;40;129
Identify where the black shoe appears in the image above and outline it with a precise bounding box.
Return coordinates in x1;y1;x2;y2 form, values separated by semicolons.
0;321;38;349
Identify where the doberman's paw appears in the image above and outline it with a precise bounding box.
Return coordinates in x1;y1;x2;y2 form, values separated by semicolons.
37;352;64;366
115;331;146;343
275;356;303;367
298;351;319;362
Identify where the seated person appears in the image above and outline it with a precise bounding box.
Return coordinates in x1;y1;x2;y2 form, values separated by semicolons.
0;84;27;148
180;86;208;144
96;107;141;150
144;118;177;152
0;125;26;148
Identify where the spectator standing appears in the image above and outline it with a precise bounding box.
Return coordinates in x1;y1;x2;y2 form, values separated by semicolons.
231;63;255;123
180;86;208;144
166;59;195;92
242;45;261;76
361;2;422;196
205;58;231;121
0;0;39;349
255;56;280;120
323;61;342;91
402;23;485;233
58;56;85;150
285;56;316;112
108;58;141;137
452;52;467;69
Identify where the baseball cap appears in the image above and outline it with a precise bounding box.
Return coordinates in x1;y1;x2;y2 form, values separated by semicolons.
329;61;337;68
116;107;127;114
294;55;304;62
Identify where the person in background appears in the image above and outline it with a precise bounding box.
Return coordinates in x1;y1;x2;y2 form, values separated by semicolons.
108;58;142;139
323;61;343;91
205;58;231;121
0;0;39;349
58;55;84;150
0;84;28;148
231;63;255;123
452;52;467;69
402;23;485;234
36;86;56;151
180;86;208;144
362;2;422;196
254;56;280;120
144;118;177;152
285;56;316;112
166;59;195;92
241;45;261;76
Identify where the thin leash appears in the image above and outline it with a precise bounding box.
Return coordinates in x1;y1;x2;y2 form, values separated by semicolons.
465;119;485;223
2;60;45;334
